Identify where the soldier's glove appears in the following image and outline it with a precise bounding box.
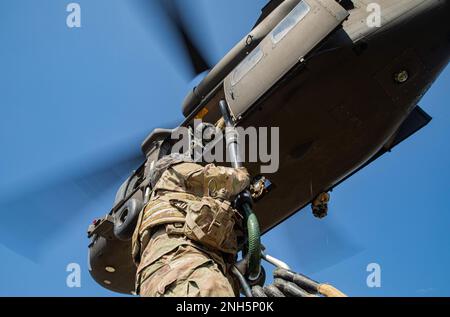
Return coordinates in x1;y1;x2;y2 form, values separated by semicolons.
251;280;316;297
250;268;347;297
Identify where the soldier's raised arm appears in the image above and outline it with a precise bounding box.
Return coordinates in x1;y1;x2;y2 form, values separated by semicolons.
182;163;250;200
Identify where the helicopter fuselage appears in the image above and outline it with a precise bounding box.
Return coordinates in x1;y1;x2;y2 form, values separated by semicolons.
182;0;450;232
88;0;450;294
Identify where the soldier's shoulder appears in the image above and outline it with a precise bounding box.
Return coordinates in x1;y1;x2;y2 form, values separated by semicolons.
170;162;204;173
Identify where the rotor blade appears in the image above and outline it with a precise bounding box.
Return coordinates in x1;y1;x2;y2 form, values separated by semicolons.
0;123;179;261
157;0;210;75
264;211;364;275
131;0;211;77
0;148;143;261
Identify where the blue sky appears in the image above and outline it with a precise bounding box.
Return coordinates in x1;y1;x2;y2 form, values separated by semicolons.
0;0;449;296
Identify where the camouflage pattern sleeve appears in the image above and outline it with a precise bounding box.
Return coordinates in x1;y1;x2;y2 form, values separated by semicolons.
188;164;250;200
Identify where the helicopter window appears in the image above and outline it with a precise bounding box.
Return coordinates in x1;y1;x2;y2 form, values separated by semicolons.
231;46;264;86
270;1;310;44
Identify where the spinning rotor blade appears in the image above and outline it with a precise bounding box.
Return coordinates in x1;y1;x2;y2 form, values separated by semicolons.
0;122;178;260
157;0;210;75
0;147;143;260
131;0;211;77
262;211;363;276
281;212;364;274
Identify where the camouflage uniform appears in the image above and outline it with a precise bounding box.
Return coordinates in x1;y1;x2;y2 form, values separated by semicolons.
132;154;250;297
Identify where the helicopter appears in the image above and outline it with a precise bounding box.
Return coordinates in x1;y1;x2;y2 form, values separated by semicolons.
85;0;450;294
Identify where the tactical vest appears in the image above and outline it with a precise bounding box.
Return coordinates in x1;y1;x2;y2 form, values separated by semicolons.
132;162;249;266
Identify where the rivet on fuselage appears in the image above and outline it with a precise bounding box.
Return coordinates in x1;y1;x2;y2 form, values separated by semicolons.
394;70;409;84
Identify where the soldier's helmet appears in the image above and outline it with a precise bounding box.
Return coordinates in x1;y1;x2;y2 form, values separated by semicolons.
149;152;193;188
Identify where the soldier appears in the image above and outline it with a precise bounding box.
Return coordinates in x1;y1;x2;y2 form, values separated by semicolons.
132;153;250;297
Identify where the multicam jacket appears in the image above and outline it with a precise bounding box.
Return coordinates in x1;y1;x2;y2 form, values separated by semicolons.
132;159;250;269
